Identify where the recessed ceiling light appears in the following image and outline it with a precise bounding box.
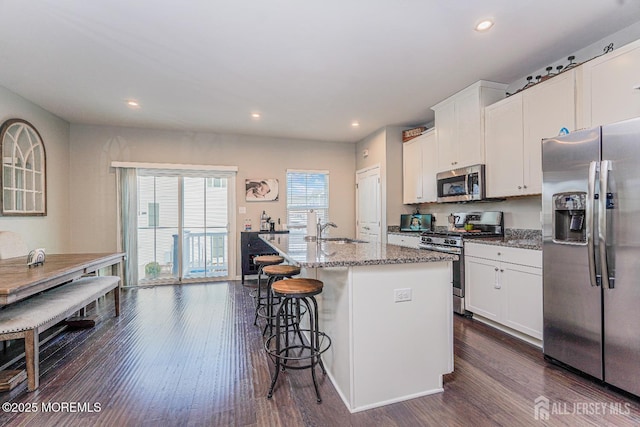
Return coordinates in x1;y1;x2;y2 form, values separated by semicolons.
475;19;494;32
351;121;360;127
251;112;261;119
126;100;140;108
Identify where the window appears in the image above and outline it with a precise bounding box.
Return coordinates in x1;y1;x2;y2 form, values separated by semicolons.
206;177;227;188
1;119;46;215
286;170;329;233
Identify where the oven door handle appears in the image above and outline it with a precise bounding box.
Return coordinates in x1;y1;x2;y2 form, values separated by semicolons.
418;244;461;255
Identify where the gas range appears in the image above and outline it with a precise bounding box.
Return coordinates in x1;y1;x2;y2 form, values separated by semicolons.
418;211;503;252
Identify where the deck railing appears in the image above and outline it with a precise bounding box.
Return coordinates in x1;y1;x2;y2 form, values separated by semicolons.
172;229;228;277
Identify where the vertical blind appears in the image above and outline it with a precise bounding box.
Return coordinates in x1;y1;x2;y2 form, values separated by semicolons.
286;170;329;233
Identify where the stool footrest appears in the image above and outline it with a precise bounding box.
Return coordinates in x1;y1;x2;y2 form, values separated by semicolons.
264;329;331;363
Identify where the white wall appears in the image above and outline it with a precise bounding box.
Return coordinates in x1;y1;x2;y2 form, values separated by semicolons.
68;124;356;277
383;126;406;226
355;126;407;234
0;86;71;252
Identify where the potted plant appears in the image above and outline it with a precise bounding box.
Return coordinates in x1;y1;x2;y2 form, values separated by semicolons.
144;261;161;278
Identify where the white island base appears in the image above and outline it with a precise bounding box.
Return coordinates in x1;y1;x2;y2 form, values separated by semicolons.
303;261;453;413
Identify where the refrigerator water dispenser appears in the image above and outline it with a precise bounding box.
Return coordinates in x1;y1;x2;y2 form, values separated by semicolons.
553;192;586;244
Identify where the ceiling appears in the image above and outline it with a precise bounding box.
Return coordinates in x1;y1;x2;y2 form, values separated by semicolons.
1;1;640;143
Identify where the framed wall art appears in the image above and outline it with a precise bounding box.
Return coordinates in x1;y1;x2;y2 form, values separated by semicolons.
245;179;278;201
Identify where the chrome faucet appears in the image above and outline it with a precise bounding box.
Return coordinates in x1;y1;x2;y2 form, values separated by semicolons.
317;221;337;239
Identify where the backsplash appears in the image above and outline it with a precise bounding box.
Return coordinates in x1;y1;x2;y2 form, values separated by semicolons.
400;195;542;230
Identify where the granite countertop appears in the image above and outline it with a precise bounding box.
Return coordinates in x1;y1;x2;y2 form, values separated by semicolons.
465;238;542;251
260;233;457;268
464;229;542;251
386;228;542;251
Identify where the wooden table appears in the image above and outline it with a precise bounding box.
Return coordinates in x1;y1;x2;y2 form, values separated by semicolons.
0;253;125;306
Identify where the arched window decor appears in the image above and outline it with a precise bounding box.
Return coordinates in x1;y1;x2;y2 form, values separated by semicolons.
1;119;46;215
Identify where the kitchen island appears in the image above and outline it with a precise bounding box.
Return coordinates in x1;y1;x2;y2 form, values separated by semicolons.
260;233;457;412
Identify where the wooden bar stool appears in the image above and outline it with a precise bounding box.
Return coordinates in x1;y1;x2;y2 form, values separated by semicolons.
258;264;301;336
252;255;284;326
265;278;331;403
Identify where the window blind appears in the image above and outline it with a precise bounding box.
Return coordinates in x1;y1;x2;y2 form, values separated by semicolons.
286;170;329;233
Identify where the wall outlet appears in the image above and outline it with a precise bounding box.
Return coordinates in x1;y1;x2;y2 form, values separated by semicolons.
394;288;412;303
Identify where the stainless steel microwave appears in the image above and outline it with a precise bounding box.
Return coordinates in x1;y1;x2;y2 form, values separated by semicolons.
436;164;485;203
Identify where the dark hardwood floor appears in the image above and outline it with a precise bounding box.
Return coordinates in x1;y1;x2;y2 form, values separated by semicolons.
1;281;639;426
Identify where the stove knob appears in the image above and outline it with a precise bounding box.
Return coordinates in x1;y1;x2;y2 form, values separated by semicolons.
425;237;432;243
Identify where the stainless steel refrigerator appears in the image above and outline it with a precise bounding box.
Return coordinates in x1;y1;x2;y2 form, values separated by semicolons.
542;116;640;397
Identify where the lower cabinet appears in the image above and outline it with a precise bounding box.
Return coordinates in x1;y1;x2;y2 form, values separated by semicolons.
464;242;542;340
387;233;421;248
240;231;281;283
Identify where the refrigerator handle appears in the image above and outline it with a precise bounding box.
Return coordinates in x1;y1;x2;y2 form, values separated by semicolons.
587;161;599;287
599;160;612;289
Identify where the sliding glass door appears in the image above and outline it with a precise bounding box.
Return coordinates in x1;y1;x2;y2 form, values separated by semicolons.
182;177;229;280
137;173;232;285
137;175;179;283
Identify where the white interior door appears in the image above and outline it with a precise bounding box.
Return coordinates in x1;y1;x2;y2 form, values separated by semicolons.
356;166;381;243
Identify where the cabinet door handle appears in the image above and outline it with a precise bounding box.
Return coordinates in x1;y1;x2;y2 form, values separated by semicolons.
518;185;522;189
500;269;504;273
494;267;499;271
497;252;501;256
523;185;527;189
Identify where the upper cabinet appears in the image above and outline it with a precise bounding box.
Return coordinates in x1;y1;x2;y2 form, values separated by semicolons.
580;38;640;128
484;96;524;197
485;70;576;197
402;129;437;204
431;81;508;172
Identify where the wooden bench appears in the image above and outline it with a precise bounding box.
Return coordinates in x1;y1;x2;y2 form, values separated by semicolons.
0;275;120;391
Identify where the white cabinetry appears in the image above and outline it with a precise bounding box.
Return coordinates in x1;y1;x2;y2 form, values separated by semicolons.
484;96;523;197
581;38;640;128
464;242;543;341
402;130;437;204
485;70;576;197
387;233;421;249
431;81;507;172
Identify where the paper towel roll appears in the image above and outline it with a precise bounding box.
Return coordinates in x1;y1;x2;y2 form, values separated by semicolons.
307;210;317;236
